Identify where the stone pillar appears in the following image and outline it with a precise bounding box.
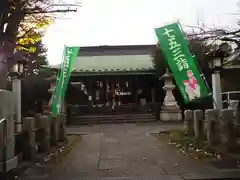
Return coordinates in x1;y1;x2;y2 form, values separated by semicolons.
51;116;59;145
193;110;204;140
34;113;41;129
219;109;235;152
12;78;22;133
184;110;194;136
205;109;219;145
22;117;36;160
38;116;51;152
0;90;18;173
58;113;67;142
212;72;223;109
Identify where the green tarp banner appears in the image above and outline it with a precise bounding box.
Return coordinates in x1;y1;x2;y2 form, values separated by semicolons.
51;46;79;116
155;23;210;104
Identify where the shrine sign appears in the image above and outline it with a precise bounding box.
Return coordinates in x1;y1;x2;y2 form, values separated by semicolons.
155;23;210;104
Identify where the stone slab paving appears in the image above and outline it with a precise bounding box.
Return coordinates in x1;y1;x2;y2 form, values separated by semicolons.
18;123;240;180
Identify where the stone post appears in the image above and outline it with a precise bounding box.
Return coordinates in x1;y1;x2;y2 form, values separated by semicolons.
219;109;235;152
51;116;59;145
12;78;22;133
184;110;194;136
193;110;204;140
22;117;36;160
38;116;51;152
34;113;41;129
58;113;67;142
205;109;219;145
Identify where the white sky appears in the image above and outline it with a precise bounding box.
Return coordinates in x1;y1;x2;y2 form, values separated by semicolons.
43;0;240;65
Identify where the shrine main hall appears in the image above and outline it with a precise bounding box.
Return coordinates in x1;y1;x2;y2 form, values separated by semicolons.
48;45;164;124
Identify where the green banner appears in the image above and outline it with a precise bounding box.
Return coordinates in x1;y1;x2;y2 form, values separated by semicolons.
51;46;79;116
155;23;210;104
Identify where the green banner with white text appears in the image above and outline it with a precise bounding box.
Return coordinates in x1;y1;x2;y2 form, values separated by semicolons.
51;46;79;116
155;23;210;104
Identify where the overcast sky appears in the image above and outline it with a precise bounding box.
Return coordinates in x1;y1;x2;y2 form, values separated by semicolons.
43;0;240;65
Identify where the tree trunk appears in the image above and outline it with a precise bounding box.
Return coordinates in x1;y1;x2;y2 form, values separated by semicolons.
0;70;8;89
0;52;8;89
0;3;25;90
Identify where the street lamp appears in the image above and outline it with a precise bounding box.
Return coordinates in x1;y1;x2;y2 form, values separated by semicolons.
10;61;24;78
207;57;223;71
206;43;230;109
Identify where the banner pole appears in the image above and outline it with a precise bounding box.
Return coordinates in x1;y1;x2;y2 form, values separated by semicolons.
57;45;67;79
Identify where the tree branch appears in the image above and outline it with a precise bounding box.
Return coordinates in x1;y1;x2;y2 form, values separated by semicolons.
25;9;77;15
17;26;36;40
220;37;240;48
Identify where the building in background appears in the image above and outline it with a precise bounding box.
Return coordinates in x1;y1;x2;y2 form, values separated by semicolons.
47;45;165;124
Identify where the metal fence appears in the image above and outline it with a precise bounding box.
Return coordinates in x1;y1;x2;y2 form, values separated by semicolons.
221;91;240;109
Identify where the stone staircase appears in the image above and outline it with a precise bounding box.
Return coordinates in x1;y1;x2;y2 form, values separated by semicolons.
73;113;156;125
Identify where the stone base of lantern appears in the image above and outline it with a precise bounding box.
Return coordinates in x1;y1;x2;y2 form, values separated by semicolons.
160;109;182;121
160;90;183;121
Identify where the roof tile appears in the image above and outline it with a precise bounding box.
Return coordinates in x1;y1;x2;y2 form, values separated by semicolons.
49;55;154;73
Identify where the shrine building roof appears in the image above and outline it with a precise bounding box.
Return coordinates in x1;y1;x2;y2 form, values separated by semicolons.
47;45;155;76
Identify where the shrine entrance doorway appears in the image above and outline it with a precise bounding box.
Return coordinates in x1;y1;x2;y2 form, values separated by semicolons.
66;75;156;119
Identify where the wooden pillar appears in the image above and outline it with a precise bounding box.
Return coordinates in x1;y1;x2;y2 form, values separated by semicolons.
129;77;133;103
135;76;139;104
116;76;120;106
151;87;156;113
151;88;155;103
105;78;109;106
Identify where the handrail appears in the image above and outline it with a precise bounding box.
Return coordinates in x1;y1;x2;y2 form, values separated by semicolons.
0;117;6;124
221;91;240;95
221;91;240;108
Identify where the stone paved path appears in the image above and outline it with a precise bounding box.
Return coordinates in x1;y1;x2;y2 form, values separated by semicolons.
18;123;240;180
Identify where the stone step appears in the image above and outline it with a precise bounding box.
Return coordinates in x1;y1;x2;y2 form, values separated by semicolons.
75;113;155;118
68;104;154;116
73;114;156;124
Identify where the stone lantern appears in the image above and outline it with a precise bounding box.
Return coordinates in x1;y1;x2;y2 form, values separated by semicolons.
46;72;57;93
160;69;182;121
45;72;58;114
